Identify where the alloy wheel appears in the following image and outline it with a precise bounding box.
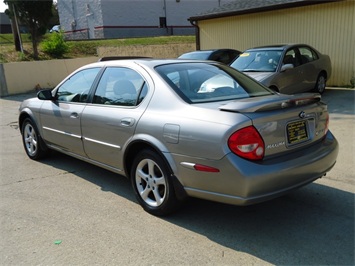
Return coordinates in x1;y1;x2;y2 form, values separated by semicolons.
23;123;38;157
135;158;167;207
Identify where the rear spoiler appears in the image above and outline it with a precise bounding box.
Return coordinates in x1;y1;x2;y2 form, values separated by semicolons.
98;56;151;61
219;93;322;113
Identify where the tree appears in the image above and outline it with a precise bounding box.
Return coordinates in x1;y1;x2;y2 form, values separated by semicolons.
4;0;53;60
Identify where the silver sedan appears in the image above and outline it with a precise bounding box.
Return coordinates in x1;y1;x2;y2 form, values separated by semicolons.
19;58;338;215
230;44;332;94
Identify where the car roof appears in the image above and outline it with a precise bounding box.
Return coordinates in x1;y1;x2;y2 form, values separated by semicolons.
81;58;219;71
245;44;311;52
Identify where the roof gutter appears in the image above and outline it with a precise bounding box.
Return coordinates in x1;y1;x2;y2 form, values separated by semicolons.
189;0;341;22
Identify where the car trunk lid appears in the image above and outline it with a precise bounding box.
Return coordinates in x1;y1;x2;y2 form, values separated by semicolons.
219;93;321;113
220;93;329;158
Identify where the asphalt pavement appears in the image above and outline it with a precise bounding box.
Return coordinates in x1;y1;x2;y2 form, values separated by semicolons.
0;88;354;265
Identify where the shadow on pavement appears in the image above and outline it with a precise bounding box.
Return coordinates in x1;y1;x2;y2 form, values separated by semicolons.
167;184;354;265
322;88;355;115
41;150;354;265
0;92;37;102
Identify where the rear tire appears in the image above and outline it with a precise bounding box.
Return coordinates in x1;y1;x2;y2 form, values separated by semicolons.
313;74;326;94
131;149;181;216
21;118;48;160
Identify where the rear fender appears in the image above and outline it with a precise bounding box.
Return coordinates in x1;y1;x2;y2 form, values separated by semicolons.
123;133;179;178
123;136;187;199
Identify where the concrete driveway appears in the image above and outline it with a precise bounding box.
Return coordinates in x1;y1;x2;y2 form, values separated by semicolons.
0;88;354;265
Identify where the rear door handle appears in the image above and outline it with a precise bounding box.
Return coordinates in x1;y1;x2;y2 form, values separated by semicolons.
70;112;79;119
121;118;135;127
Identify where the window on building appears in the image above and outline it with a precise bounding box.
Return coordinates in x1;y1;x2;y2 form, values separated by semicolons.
159;17;167;28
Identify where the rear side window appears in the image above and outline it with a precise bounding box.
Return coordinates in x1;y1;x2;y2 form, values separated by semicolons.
93;67;147;106
299;46;319;64
156;63;273;103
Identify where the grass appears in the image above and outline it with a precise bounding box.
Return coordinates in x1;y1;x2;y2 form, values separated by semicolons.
0;33;195;63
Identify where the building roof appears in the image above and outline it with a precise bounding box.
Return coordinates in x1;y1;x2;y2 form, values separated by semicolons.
189;0;341;22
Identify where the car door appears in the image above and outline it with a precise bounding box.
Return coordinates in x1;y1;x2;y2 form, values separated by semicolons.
39;67;101;156
81;67;149;170
298;46;319;90
276;48;304;94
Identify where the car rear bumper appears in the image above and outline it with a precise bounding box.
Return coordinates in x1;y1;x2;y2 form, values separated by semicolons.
177;130;339;206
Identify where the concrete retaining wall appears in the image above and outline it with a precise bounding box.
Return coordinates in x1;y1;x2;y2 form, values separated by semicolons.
0;57;98;97
0;43;196;97
97;43;195;59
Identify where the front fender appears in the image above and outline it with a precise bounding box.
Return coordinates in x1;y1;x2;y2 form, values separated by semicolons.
18;106;42;135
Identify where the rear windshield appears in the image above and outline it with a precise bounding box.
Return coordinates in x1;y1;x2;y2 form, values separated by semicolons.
178;52;211;60
155;62;273;103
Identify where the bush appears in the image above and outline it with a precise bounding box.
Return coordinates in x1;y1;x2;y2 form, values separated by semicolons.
41;32;69;58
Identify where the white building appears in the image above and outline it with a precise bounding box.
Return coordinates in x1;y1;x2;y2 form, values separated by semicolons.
57;0;234;40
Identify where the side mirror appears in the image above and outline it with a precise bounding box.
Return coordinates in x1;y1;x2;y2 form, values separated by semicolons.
37;89;54;100
281;64;294;72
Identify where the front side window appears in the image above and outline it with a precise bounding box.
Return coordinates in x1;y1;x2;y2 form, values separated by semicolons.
283;49;301;67
93;67;146;106
56;68;100;103
156;63;273;103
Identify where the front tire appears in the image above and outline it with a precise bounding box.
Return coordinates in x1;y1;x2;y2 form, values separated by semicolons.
131;149;181;216
21;118;48;160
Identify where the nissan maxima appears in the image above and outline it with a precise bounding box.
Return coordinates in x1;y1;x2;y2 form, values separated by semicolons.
19;58;339;215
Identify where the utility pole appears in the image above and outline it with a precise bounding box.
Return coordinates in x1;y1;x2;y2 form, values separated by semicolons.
12;3;23;53
6;2;22;52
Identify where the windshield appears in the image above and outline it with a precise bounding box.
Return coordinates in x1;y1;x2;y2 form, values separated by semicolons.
155;62;274;103
230;50;282;72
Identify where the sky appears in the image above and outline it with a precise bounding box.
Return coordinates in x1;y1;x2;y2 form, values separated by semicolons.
1;1;56;12
0;2;8;12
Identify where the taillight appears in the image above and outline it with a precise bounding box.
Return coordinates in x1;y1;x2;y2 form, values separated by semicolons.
228;126;265;160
